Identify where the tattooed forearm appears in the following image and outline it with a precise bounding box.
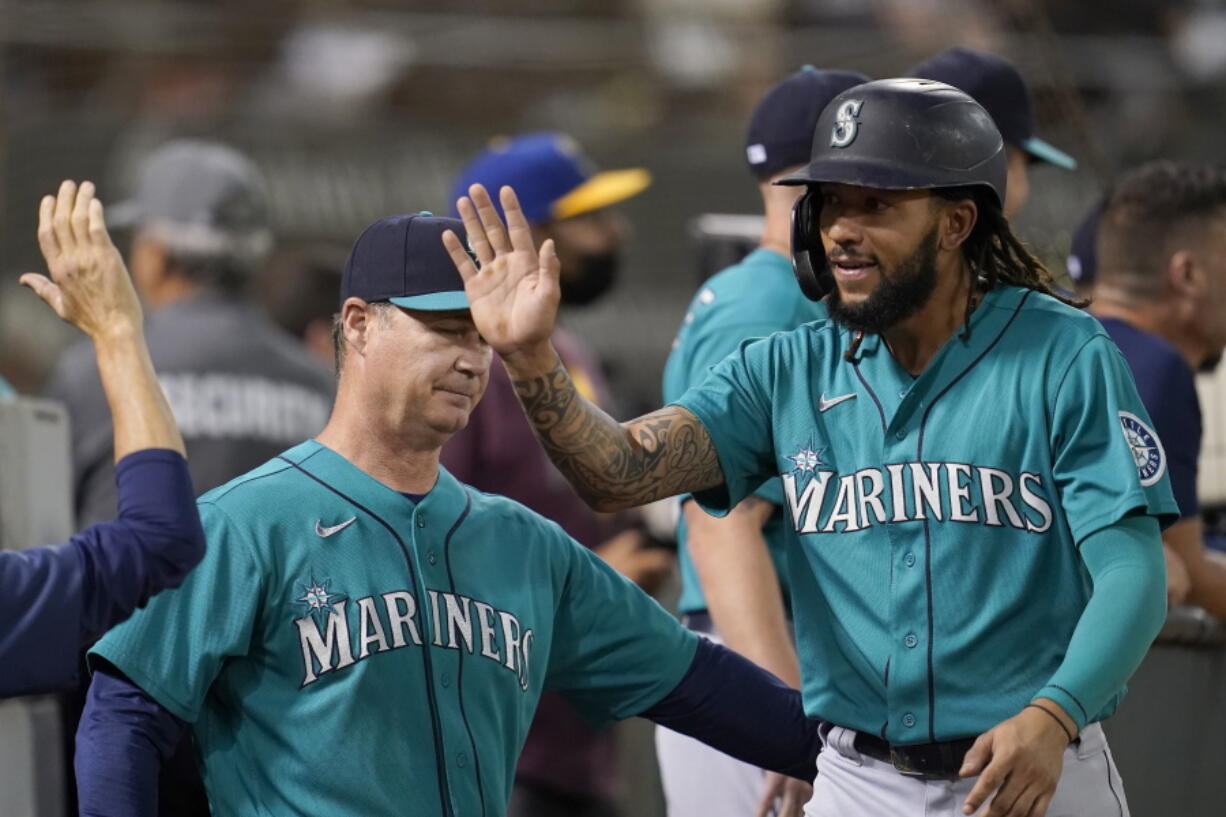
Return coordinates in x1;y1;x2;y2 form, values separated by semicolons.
511;360;724;510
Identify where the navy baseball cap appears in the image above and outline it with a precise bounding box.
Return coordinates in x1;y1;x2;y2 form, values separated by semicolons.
341;212;470;311
907;47;1077;171
1067;198;1106;285
745;66;870;180
451;132;651;225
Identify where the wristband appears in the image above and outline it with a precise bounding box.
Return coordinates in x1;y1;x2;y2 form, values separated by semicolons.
1025;702;1075;744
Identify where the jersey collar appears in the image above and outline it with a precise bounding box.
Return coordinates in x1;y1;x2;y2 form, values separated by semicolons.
852;286;1031;433
278;439;469;521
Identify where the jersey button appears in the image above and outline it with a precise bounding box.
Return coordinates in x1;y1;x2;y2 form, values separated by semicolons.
902;713;916;728
904;552;916;567
456;752;468;768
416;515;427;528
427;550;437;565
904;634;918;649
441;673;451;688
894;430;905;440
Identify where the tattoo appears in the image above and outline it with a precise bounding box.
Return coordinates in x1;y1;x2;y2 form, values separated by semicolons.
511;360;724;510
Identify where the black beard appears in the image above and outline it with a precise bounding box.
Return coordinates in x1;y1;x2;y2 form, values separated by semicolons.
826;227;940;334
561;252;619;306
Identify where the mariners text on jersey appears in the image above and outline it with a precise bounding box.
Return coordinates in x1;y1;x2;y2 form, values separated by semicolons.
782;460;1051;535
296;586;533;689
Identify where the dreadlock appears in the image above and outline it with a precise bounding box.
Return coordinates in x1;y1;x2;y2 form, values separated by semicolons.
934;186;1087;337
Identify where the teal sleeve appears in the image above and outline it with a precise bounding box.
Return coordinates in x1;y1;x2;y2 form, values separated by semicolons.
677;326;790;509
1033;514;1166;732
672;337;779;517
1051;336;1181;544
545;539;700;727
88;501;263;722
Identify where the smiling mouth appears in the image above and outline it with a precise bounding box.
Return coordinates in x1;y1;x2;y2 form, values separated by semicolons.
830;258;878;278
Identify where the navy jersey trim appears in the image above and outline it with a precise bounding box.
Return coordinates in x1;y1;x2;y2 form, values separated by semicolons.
915;290;1032;741
1048;684;1089;724
1105;748;1125;817
443;493;487;817
852;364;888;433
276;456;454;817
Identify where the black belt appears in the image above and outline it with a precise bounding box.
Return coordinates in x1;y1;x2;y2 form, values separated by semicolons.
851;731;977;779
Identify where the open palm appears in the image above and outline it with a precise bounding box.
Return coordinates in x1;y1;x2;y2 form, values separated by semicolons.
21;180;142;340
442;184;560;356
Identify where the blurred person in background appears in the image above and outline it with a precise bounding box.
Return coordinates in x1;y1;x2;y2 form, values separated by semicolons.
656;66;867;817
259;244;349;368
0;374;14;398
1065;198;1107;298
48;139;335;529
908;46;1077;219
446;133;672;817
46;139;335;817
1091;160;1226;622
3;180;204;698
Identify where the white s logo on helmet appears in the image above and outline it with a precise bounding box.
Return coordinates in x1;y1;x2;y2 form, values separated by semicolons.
830;99;864;148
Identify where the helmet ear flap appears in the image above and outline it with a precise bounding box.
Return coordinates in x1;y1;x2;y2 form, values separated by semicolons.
791;188;833;301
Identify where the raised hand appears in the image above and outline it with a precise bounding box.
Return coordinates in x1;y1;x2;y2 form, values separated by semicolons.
21;180;142;341
442;184;560;366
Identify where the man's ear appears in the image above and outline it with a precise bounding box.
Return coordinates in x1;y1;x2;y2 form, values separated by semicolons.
939;198;978;252
1166;250;1201;298
341;297;374;357
128;233;169;294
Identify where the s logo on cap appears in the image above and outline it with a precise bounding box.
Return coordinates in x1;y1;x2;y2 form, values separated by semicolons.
830;99;864;148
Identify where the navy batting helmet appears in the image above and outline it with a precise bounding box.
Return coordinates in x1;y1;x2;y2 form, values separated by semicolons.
777;78;1008;300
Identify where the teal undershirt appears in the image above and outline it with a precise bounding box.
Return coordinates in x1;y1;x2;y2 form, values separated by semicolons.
1036;514;1167;732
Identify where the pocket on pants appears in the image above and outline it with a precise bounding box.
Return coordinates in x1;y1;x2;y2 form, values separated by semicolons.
1047;725;1130;817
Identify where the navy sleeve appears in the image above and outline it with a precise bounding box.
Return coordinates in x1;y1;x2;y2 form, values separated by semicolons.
1103;320;1202;519
0;449;204;697
1138;364;1201;519
76;667;186;817
641;638;819;781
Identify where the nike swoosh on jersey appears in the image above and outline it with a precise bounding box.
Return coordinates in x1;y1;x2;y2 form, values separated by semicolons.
818;392;857;412
315;517;357;538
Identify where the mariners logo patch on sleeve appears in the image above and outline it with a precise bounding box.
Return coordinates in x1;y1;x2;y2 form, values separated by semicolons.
1119;411;1166;486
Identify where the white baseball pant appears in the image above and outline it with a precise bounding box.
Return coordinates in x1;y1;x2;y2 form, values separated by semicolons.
805;721;1129;817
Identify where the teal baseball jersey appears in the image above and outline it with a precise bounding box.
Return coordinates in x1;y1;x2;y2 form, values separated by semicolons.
91;440;698;817
673;285;1178;745
662;248;826;615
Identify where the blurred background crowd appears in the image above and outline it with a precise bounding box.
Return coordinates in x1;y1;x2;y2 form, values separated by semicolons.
6;0;1226;407
5;1;1226;816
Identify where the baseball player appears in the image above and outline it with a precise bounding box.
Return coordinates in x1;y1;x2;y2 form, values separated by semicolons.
74;212;820;817
1;180;204;698
657;66;867;817
1090;160;1226;621
449;78;1176;817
